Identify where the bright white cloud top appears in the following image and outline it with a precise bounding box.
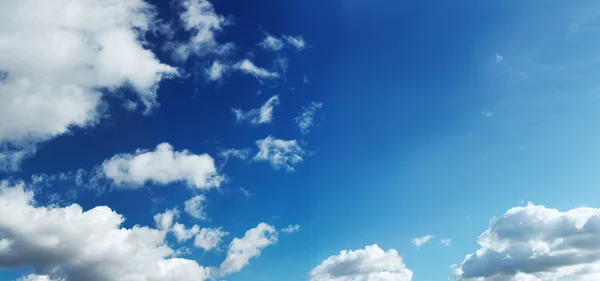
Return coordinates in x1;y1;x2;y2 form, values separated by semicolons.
310;244;413;281
254;136;305;171
0;0;177;169
101;143;223;189
0;182;212;281
453;203;600;281
233;95;280;125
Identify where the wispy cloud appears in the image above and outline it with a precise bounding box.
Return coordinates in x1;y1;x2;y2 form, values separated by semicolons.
440;238;451;246
235;59;279;80
294;102;323;134
233;95;280;125
281;224;300;234
411;234;435;247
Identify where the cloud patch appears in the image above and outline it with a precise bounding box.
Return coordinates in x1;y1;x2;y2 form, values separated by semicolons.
310;244;413;281
219;223;278;275
295;102;323;134
233;95;280;125
253;136;305;171
411;235;435;247
101;143;223;190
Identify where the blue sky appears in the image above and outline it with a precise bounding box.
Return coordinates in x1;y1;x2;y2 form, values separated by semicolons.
3;0;600;281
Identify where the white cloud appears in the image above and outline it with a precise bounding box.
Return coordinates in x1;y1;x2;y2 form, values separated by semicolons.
496;53;504;63
303;74;311;84
219;148;251;161
171;0;232;61
219;223;278;275
122;100;138;112
295;102;323;134
172;223;200;242
233;95;280;125
17;274;64;281
259;35;284;51
440;238;452;246
0;0;176;169
235;59;279;80
281;224;300;234
194;227;228;251
411;235;435;247
0;182;212;281
310;244;413;281
101;143;224;189
184;195;208;220
283;35;306;50
238;187;251;197
453;203;600;281
206;60;229;81
154;208;180;231
253;136;305;171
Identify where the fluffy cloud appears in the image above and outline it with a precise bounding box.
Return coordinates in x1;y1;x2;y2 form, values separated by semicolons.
411;235;435;247
253;136;305;171
0;0;176;169
219;223;278;275
295;102;323;134
259;35;284;51
281;224;300;234
172;223;200;242
453;203;600;281
233;95;280;125
184;195;208;220
194;227;228;251
310;244;413;281
171;0;232;61
0;182;211;281
235;59;280;80
206;60;229;81
154;208;180;231
283;35;306;50
101;143;223;189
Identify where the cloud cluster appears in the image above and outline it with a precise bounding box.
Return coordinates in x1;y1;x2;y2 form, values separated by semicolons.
310;244;413;281
101;143;223;189
233;95;280;125
453;203;600;281
0;0;177;169
0;182;211;281
253;136;305;171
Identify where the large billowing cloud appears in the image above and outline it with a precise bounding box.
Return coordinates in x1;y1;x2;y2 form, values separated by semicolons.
101;143;223;189
0;182;211;281
219;223;278;275
310;244;413;281
0;0;177;169
453;203;600;281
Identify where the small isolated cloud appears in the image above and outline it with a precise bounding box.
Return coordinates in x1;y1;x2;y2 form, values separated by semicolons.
0;182;211;281
259;35;284;51
184;195;208;220
206;60;229;81
281;224;300;234
239;187;251;197
101;143;224;189
310;244;413;281
295;102;323;134
440;238;451;246
219;223;278;275
283;35;306;50
232;95;280;125
483;111;494;118
194;227;228;251
496;53;504;63
235;59;279;80
453;203;600;281
303;75;311;84
411;234;435;247
219;148;251;161
253;136;305;171
122;100;138;112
